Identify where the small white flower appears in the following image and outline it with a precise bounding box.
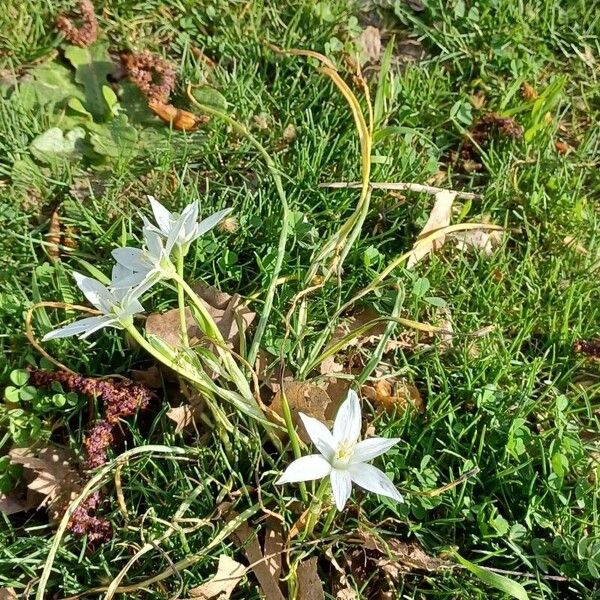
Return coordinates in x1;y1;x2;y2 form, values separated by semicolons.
42;272;144;341
111;227;175;293
277;389;403;510
144;195;233;256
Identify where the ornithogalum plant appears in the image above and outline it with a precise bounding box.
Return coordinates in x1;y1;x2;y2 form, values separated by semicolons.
43;196;269;439
277;389;403;510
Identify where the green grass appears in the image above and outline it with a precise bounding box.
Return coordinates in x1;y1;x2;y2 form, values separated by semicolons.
1;0;599;598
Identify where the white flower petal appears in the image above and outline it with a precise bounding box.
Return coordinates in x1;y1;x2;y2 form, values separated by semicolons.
73;272;113;313
165;214;188;254
148;195;172;235
112;247;146;271
143;228;164;260
348;463;403;503
42;315;114;341
276;455;331;484
110;269;149;290
332;389;362;445
350;437;401;464
181;201;199;239
298;413;335;462
330;468;352;510
194;207;233;238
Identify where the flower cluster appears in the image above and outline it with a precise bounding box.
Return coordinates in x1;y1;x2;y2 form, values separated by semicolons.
29;369;154;543
120;51;176;103
28;369;152;469
42;196;232;341
55;0;98;48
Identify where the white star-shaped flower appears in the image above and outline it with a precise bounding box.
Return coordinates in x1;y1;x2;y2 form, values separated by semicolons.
42;271;144;341
111;227;176;294
277;389;403;510
144;195;233;256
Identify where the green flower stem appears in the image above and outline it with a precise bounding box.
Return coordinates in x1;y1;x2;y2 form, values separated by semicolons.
320;505;337;537
172;273;259;404
185;90;290;369
175;250;189;347
302;478;330;539
279;386;308;503
125;324;233;438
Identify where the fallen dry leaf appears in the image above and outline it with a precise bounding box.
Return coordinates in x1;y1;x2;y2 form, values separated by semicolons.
148;100;209;131
188;554;246;599
407;190;457;267
9;445;83;523
436;307;453;352
270;381;332;442
264;517;284;580
230;516;285;600
555;140;571;154
357;26;381;63
146;284;255;350
297;557;325;600
448;219;503;256
47;209;61;262
0;490;32;516
521;82;538;101
563;235;587;255
362;378;424;415
354;530;453;573
281;124;296;145
0;589;17;600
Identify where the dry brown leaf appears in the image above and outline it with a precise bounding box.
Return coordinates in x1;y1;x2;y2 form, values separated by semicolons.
48;209;61;262
270;381;332;442
0;491;29;515
0;589;17;600
264;518;284;580
563;235;587;255
357;26;381;63
188;554;246;599
470;90;486;110
148;100;209;131
361;379;425;414
9;445;83;523
230;518;285;600
146;284;255;350
319;355;344;375
521;82;538;101
281;124;296;145
362;378;424;415
407;190;457;267
130;365;163;388
336;589;358;600
297;557;325;600
355;531;452;573
448;219;503;255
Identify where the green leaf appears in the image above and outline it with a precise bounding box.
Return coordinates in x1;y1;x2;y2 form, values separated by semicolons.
88;114;138;158
68;96;93;118
452;552;529;600
10;369;30;386
102;85;120;116
412;277;430;298
15;63;83;110
64;41;115;120
190;85;228;111
30;127;87;163
19;385;37;402
4;386;21;403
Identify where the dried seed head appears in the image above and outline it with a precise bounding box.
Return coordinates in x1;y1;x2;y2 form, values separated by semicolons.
217;216;239;234
56;0;98;48
121;51;176;103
